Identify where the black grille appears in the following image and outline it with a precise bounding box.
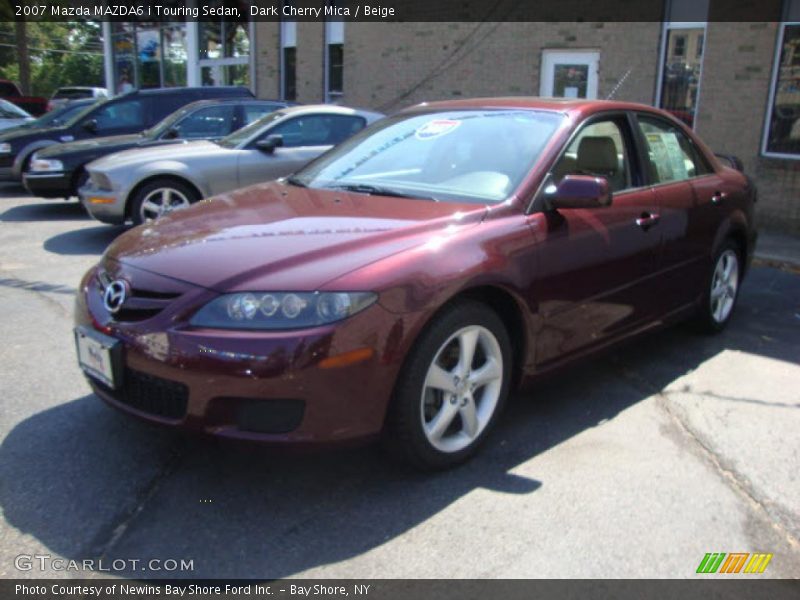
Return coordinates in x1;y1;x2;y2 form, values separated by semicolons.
92;368;189;420
97;271;181;322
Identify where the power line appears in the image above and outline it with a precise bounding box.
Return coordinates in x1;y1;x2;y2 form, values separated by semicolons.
0;43;103;56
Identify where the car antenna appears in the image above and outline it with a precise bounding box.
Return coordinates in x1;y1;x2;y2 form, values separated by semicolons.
606;68;633;100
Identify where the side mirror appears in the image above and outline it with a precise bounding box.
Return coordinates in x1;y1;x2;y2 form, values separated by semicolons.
256;134;283;153
544;175;612;210
82;119;98;133
163;127;180;140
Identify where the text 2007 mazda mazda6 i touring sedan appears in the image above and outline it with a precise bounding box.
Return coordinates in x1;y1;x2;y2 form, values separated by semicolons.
75;98;757;469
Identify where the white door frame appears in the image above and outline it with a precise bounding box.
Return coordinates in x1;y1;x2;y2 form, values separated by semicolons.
540;49;600;99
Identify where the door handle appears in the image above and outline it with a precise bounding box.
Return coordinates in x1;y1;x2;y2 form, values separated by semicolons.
635;212;660;230
711;191;726;204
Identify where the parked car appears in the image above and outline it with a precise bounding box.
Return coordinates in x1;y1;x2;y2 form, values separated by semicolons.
0;99;34;131
24;98;288;199
47;86;108;112
0;86;253;183
0;79;48;116
79;104;382;224
74;98;757;469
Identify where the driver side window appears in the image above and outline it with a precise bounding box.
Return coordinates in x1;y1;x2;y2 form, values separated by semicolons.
265;115;366;148
92;100;144;132
552;119;632;193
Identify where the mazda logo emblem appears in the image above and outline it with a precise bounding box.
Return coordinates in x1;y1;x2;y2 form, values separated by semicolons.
103;279;129;314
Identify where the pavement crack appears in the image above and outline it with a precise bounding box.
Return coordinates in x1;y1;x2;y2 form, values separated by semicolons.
85;441;186;561
607;359;800;550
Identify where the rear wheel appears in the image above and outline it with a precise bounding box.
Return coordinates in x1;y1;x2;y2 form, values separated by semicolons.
384;300;512;470
696;240;742;333
130;178;200;225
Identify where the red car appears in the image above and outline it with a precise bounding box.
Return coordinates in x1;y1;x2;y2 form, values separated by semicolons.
75;98;757;469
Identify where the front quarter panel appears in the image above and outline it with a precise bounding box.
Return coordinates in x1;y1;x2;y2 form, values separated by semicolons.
324;205;541;371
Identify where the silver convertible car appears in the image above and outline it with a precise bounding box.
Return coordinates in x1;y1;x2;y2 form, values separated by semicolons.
79;104;383;225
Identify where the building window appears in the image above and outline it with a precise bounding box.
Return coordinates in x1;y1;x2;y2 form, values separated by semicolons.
657;0;709;129
325;2;344;102
280;10;297;101
328;44;344;95
111;22;188;92
673;35;687;57
197;1;251;88
764;9;800;157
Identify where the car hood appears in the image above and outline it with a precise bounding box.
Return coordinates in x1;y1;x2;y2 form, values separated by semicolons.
0;124;66;144
90;140;224;171
104;181;485;292
0;118;33;131
37;134;145;157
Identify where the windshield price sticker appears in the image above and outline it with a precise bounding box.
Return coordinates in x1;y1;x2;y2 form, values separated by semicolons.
415;119;461;140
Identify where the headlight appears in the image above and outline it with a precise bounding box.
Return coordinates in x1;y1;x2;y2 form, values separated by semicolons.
90;171;113;191
29;157;64;172
190;292;377;330
0;143;11;154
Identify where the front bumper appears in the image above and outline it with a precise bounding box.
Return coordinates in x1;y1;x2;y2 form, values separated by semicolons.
0;165;14;181
75;263;408;445
79;184;126;224
23;171;74;198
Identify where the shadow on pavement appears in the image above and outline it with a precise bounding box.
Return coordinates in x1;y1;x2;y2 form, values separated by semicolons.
1;200;87;222
0;183;34;199
0;267;797;578
44;226;126;256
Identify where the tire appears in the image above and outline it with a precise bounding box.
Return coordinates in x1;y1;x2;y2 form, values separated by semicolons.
695;239;742;333
383;300;513;470
129;178;200;225
71;169;89;199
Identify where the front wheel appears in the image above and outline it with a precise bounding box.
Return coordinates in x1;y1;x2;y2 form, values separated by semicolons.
129;178;200;225
696;240;742;333
384;300;512;470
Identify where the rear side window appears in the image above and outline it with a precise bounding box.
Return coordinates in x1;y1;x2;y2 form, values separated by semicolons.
54;88;93;99
93;99;145;130
266;114;366;148
173;104;236;138
637;115;710;183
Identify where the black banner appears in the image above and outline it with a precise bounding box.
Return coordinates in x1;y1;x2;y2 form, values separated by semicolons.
4;0;791;23
3;580;800;600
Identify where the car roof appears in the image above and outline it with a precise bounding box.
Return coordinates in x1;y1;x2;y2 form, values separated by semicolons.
181;98;288;108
118;86;252;98
276;104;384;119
403;97;671;119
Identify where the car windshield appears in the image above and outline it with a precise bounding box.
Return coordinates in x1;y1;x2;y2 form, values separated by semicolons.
0;99;30;119
292;109;565;203
61;98;108;128
53;88;94;99
216;110;286;149
143;104;200;139
33;102;91;128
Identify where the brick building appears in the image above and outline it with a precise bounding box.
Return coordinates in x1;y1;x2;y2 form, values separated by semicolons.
102;0;800;232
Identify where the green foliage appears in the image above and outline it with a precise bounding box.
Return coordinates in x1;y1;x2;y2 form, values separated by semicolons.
0;21;104;96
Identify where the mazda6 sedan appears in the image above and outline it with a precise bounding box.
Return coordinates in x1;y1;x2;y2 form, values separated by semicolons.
75;98;757;469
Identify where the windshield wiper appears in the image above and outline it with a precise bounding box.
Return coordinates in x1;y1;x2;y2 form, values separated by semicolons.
323;183;438;201
285;175;307;188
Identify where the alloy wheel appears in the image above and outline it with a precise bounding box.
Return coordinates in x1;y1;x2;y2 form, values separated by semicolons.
420;325;504;453
710;249;739;324
139;187;191;222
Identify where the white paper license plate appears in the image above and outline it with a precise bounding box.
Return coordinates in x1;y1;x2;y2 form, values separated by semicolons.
75;326;120;389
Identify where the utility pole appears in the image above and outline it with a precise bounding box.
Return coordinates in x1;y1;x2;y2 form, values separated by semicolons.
15;18;30;95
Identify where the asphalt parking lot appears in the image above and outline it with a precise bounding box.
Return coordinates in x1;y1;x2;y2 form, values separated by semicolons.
0;184;798;579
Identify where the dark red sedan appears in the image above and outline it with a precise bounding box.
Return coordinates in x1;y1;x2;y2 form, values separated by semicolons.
75;98;757;469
